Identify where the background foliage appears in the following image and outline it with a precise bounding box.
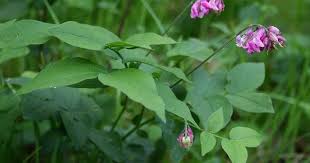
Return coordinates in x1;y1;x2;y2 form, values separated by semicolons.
0;0;309;163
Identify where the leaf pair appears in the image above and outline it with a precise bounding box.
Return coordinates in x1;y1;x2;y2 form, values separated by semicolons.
17;58;195;124
201;127;262;163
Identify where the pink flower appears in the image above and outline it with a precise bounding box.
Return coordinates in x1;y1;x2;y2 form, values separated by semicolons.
266;26;286;50
236;25;285;54
177;126;194;149
236;26;268;54
205;0;225;12
191;0;225;19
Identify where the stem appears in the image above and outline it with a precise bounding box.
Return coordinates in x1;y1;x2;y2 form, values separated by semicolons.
22;147;42;163
108;48;128;68
33;121;40;163
110;96;128;132
145;0;194;57
140;0;165;34
162;0;195;36
117;0;133;37
43;0;60;24
122;116;154;140
170;24;260;88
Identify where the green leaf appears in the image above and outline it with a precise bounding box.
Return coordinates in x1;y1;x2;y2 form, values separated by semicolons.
221;138;248;163
186;71;231;131
18;58;106;94
107;33;176;49
207;108;225;133
49;21;120;51
191;95;233;131
0;89;21;142
122;52;191;83
22;87;102;121
0;88;20;112
60;111;90;147
226;63;265;93
167;39;213;61
187;68;226;102
126;33;176;49
0;47;29;64
229;127;263;147
200;131;216;156
98;69;166;122
0;19;54;48
0;104;21;143
88;129;123;162
156;82;199;128
159;117;187;163
21;87;102;146
226;92;274;113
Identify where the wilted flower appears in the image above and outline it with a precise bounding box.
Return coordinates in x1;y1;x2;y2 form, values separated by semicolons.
236;25;285;54
177;125;194;149
191;0;225;19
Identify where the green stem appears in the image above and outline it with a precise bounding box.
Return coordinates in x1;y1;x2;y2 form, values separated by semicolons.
145;0;194;57
162;0;195;36
170;24;261;88
22;147;42;163
108;48;128;68
43;0;60;24
110;96;128;132
33;121;40;163
122;117;154;140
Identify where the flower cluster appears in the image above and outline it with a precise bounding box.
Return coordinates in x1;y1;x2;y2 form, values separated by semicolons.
236;26;286;54
191;0;225;19
177;125;194;149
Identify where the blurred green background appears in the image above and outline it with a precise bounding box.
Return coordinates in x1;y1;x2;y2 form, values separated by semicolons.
0;0;309;162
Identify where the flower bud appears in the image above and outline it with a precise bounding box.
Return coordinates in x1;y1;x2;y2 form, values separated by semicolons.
177;126;194;149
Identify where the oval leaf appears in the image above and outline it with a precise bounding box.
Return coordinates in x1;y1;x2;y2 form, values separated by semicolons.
226;63;265;93
167;39;213;61
207;107;225;133
107;33;176;49
49;21;120;51
156;82;199;128
229;127;262;147
221;138;248;163
200;131;216;156
98;69;166;122
0;19;54;48
226;92;274;113
123;52;191;83
18;58;106;94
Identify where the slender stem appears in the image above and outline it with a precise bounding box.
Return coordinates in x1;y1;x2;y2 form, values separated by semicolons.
162;0;195;36
145;0;194;57
33;121;40;163
122;116;154;140
22;147;42;163
109;48;128;68
170;36;235;88
140;0;165;34
43;0;60;24
110;96;128;132
170;24;260;88
117;0;133;37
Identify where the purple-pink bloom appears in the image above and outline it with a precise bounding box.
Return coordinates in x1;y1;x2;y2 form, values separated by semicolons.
266;26;286;50
177;126;194;149
236;26;268;54
236;25;285;54
191;0;225;19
